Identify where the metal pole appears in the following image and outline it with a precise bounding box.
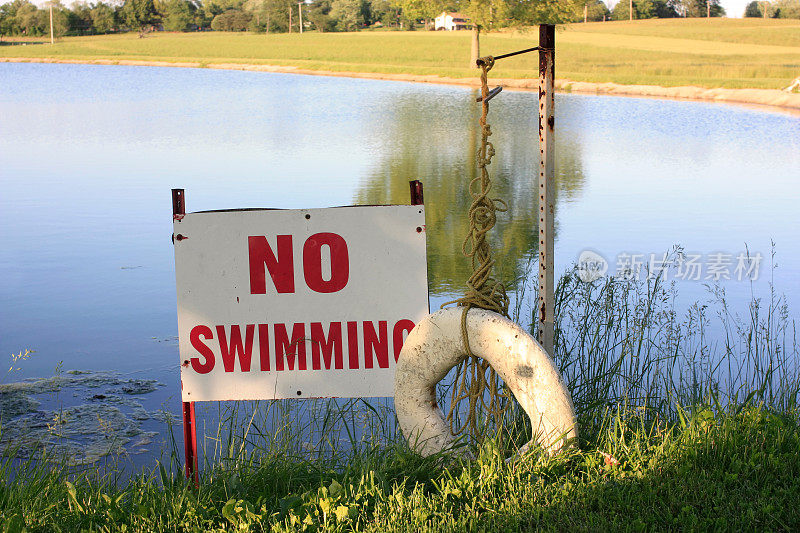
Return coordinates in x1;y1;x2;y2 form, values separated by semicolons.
409;179;424;206
477;46;540;65
172;188;199;488
182;401;199;487
537;25;555;356
172;188;185;219
409;180;429;313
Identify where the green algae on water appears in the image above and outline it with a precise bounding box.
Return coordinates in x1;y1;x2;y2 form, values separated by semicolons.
0;371;163;464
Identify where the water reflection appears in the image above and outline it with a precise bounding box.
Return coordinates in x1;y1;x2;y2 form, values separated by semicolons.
356;89;586;295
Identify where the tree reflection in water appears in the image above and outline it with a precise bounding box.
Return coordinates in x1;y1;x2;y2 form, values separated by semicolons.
355;89;586;299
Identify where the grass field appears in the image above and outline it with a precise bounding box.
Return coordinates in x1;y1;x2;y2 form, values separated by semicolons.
2;18;799;89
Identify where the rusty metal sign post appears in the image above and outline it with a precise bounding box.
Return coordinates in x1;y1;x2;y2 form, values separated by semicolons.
172;182;427;485
537;24;556;356
172;189;199;487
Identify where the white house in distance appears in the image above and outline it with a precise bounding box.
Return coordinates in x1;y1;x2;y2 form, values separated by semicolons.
434;12;471;31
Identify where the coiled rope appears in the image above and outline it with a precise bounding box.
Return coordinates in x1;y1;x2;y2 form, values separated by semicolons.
443;56;513;443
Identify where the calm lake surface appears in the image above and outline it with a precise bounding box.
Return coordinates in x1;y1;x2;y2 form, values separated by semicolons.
1;62;798;465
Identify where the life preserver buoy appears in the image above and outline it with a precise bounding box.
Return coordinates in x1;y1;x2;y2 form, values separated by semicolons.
394;307;577;457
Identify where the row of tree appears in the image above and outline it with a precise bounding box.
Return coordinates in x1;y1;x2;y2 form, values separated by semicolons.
745;0;800;17
0;0;205;37
606;0;724;20
0;0;584;37
2;0;799;40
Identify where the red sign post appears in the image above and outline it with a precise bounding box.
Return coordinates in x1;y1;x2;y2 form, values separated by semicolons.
172;188;199;487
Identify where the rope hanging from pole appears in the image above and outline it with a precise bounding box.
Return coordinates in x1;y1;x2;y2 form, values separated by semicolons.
443;56;513;444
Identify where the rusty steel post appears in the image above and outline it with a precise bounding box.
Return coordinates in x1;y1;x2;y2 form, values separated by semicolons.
173;188;199;488
409;179;424;206
171;188;185;219
537;25;555;356
409;180;429;312
182;401;199;487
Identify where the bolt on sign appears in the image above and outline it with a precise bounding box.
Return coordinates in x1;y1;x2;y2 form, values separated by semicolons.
173;206;428;402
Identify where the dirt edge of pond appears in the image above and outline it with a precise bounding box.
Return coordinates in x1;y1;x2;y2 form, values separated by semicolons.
4;56;800;112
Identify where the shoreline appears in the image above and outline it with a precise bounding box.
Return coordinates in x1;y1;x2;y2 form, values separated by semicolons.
4;56;800;113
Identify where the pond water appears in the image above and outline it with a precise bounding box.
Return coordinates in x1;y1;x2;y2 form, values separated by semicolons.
1;63;798;467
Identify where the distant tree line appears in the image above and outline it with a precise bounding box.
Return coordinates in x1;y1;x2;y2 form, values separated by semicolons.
609;0;724;19
1;0;798;41
745;0;800;17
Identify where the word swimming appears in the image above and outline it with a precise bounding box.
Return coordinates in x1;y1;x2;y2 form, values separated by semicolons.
187;319;415;374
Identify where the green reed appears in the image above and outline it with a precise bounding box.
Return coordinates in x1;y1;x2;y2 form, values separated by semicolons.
546;250;798;435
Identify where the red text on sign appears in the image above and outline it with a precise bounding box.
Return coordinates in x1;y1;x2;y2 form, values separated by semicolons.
249;233;349;295
188;319;415;374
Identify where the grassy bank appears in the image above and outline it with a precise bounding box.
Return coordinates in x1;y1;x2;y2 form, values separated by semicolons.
2;18;800;90
2;406;799;531
1;260;799;531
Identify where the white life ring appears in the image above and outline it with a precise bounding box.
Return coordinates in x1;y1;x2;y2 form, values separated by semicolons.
394;307;577;457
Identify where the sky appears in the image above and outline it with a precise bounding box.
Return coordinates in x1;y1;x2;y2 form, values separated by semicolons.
719;0;750;17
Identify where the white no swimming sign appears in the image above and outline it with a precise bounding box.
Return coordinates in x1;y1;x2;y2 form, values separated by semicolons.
173;205;428;402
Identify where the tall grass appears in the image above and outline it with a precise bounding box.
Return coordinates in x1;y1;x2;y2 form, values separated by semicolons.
548;252;799;434
1;257;798;530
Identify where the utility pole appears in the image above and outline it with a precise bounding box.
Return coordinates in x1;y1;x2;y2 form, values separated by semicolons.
298;1;303;33
707;0;711;17
288;4;293;33
629;0;633;20
537;24;555;356
584;3;588;22
470;25;480;69
49;2;54;45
